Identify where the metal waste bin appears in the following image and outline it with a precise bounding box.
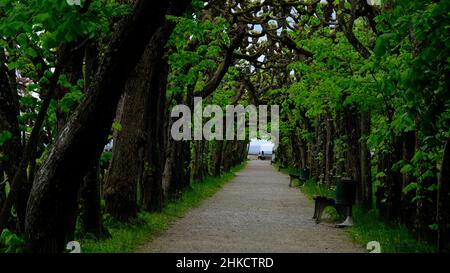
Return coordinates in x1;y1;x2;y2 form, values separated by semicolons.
335;177;356;206
335;177;356;227
299;168;310;181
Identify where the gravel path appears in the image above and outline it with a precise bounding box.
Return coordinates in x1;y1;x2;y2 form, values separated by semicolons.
138;160;364;253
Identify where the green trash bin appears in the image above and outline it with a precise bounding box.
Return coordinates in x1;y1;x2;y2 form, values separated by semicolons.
299;168;310;181
335;177;356;227
335;177;356;206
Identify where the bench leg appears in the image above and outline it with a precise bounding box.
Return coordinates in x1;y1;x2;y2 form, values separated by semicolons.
316;203;324;224
313;199;318;220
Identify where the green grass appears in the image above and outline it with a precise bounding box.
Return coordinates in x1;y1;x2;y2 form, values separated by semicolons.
300;179;336;199
274;163;335;198
80;162;247;253
348;207;436;253
274;163;436;253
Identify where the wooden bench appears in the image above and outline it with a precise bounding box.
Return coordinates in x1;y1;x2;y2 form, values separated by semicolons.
277;164;286;171
288;172;300;187
312;196;347;224
288;168;310;187
312;178;355;226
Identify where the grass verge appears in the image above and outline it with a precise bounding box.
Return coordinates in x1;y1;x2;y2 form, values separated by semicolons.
80;162;247;253
348;207;436;253
274;163;436;253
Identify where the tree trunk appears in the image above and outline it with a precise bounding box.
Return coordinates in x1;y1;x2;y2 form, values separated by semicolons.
0;45;71;233
193;143;199;182
201;140;210;177
24;1;172;253
0;53;22;181
360;111;372;210
324;114;334;186
343;104;362;204
334;109;345;176
318;116;327;183
25;42;85;235
193;140;204;181
140;51;170;212
401;130;416;228
290;133;302;169
377;138;403;221
222;141;232;172
0;52;24;232
169;140;191;196
79;161;110;238
55;41;85;133
213;140;224;176
77;40;109;238
437;137;450;252
311;116;321;179
161;118;175;198
103;23;172;220
415;175;438;243
103;71;145;222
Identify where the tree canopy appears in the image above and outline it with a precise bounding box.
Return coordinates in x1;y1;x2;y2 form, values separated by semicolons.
0;0;449;253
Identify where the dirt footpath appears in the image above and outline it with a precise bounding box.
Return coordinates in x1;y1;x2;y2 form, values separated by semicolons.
138;160;364;253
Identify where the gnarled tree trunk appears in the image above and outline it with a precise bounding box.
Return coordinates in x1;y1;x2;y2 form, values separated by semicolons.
24;1;172;252
103;30;165;222
79;162;110;238
140;52;170;212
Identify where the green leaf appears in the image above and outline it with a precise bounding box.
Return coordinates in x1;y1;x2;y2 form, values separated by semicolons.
0;228;25;253
20;96;38;108
427;184;438;192
0;229;12;243
59;89;84;113
374;33;397;58
33;13;52;24
112;122;122;131
403;182;418;194
376;171;386;178
429;223;438;231
58;74;71;88
0;130;13;146
400;164;413;174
